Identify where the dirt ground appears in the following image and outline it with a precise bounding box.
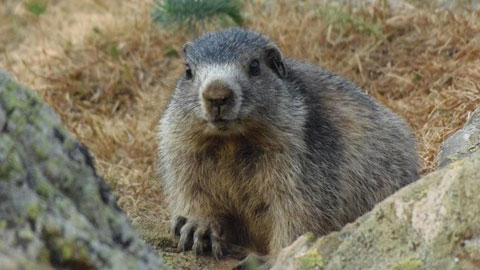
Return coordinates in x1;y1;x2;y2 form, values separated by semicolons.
1;0;479;269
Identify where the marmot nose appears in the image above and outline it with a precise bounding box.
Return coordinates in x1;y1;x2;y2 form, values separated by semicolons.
202;81;233;107
202;81;234;121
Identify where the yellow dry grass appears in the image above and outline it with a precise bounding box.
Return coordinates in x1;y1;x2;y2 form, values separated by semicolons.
1;0;480;268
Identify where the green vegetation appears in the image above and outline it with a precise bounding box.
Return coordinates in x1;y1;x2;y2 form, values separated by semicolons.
24;0;48;16
393;258;423;270
299;249;324;270
320;6;381;36
152;0;243;31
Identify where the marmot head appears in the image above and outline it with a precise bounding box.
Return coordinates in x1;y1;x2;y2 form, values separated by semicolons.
174;28;288;136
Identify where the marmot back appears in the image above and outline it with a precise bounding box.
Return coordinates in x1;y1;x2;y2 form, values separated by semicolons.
157;28;419;265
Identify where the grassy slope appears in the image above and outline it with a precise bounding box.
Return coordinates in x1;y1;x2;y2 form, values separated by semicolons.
1;0;479;269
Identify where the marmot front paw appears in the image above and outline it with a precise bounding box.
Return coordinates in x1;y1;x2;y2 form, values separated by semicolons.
172;215;225;260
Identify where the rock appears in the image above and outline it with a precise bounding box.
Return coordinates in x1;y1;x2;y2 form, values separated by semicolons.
0;71;167;270
271;233;324;270
272;151;480;270
437;108;480;168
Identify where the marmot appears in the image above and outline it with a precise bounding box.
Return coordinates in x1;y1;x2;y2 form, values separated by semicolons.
157;28;419;265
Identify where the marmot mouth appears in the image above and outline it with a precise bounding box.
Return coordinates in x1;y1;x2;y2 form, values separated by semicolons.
204;118;241;133
208;119;229;129
211;119;228;124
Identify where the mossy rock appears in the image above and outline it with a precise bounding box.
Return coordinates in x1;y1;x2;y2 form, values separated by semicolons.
273;151;480;270
0;71;167;270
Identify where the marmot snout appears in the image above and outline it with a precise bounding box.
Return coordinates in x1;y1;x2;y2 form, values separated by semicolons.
202;80;235;122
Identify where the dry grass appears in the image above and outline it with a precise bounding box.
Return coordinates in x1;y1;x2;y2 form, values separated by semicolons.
1;0;480;268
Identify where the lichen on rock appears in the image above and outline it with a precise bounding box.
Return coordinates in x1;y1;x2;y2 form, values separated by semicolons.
272;151;480;270
0;71;167;270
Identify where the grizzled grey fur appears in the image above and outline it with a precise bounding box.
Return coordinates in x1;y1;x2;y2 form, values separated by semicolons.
157;28;419;263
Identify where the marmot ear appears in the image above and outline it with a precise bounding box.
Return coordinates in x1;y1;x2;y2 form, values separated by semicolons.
266;45;287;78
182;42;192;57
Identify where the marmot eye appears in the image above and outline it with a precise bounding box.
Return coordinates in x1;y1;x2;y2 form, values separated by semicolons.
185;64;193;80
249;59;260;76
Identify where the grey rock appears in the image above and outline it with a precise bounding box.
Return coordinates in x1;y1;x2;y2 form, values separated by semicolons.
272;151;480;270
0;104;5;132
0;72;167;270
437;108;480;168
